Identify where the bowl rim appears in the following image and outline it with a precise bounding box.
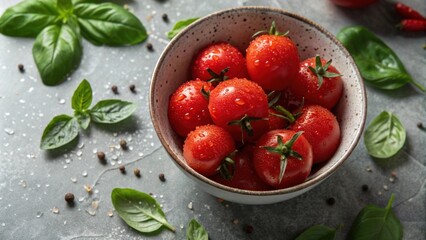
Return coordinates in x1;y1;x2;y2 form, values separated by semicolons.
150;6;367;197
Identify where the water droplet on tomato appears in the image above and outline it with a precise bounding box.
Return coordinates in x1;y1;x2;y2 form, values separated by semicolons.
265;61;270;68
184;113;191;120
234;98;245;106
254;60;260;66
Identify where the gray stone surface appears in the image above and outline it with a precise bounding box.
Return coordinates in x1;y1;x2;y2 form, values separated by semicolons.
0;0;425;239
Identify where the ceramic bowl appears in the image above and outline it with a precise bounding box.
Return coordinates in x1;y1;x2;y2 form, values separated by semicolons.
150;6;366;204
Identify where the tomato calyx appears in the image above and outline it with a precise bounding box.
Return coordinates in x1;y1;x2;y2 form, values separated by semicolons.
218;150;237;180
308;55;342;89
228;114;268;142
200;85;210;100
252;21;289;39
269;105;296;124
261;131;304;183
207;67;229;84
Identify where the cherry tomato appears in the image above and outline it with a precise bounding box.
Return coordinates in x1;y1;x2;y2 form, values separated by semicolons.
246;23;300;91
192;42;249;81
290;105;340;164
168;80;214;137
211;146;271;191
208;78;269;143
290;56;343;110
329;0;378;8
253;130;313;189
183;125;236;177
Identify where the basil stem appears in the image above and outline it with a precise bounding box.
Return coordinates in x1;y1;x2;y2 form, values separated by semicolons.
364;111;406;159
111;188;175;233
337;26;425;92
167;17;199;39
40;114;79;150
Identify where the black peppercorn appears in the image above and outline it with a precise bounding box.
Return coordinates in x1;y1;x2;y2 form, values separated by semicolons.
119;165;126;174
129;84;136;93
65;193;75;203
158;173;166;182
111;85;118;94
97;151;106;161
326;197;335;205
18;64;25;73
146;43;154;52
244;224;254;234
119;139;127;149
362;184;369;192
162;13;169;23
417;122;424;129
134;168;141;177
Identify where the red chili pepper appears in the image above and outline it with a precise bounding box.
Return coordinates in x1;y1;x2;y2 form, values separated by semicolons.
395;2;425;20
397;19;426;31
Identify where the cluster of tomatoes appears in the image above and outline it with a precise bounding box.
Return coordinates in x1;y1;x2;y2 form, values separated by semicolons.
168;22;343;190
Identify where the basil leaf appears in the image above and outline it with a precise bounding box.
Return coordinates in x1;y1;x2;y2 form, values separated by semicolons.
33;23;82;86
337;26;426;92
364;111;406;159
111;188;175;233
89;100;136;124
72;79;92;111
295;225;337;240
187;219;208;240
57;0;73;18
347;194;403;240
0;0;59;37
167;18;199;39
74;3;147;46
40;114;79;150
75;111;90;129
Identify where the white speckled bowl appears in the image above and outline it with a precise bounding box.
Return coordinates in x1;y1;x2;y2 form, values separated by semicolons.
150;7;366;204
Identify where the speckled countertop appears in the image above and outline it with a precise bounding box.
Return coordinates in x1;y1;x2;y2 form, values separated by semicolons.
0;0;425;239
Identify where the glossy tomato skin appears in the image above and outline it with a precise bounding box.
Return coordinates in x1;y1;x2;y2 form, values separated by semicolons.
168;80;214;137
211;146;271;191
329;0;378;8
290;57;343;110
183;125;236;177
246;35;300;91
290;105;340;163
192;42;249;81
208;78;269;143
253;130;313;189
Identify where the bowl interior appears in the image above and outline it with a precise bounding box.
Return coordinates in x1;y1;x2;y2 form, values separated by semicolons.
150;7;366;196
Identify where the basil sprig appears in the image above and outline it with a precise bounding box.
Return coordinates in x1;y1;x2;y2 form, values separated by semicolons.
167;17;199;39
337;26;425;92
187;219;208;240
0;0;147;86
294;225;338;240
111;188;175;233
348;194;403;240
40;79;136;149
364;111;406;159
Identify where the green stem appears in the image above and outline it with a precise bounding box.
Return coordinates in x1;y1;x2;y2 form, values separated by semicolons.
409;78;426;93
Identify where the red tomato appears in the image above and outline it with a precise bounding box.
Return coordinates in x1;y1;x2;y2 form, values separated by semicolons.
290;56;343;110
168;80;214;137
211;146;271;191
183;125;236;177
329;0;378;8
253;130;313;189
192;42;249;81
290;105;340;164
246;24;300;90
208;78;269;143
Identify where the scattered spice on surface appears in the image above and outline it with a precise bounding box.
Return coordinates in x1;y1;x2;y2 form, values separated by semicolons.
365;166;373;172
326;197;335;206
244;224;254;234
111;85;118;94
362;184;369;192
158;173;166;182
146;43;154;52
64;193;75;203
84;184;93;193
187;201;193;210
162;13;169;23
119;139;127;149
129;84;136;93
232;219;239;225
391;171;398;178
52;207;60;214
97;151;106;161
134;168;141;178
18;64;25;73
417;122;424;129
107;210;114;217
119;165;126;174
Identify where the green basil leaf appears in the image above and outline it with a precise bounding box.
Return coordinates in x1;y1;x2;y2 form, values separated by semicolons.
75;111;91;129
73;3;147;46
57;0;73;18
111;188;175;233
337;26;426;92
0;0;59;37
40;114;79;150
187;219;208;240
89;100;136;124
347;194;403;240
72;79;92;111
364;111;406;159
295;225;337;240
33;23;82;86
167;17;199;39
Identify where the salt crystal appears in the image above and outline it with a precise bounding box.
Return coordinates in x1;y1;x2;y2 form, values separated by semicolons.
58;99;66;104
107;210;114;217
36;212;43;218
187;202;193;210
383;185;389;191
82;171;88;177
389;177;395;183
4;128;14;135
76;150;82;157
70;177;77;183
52;207;59;214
